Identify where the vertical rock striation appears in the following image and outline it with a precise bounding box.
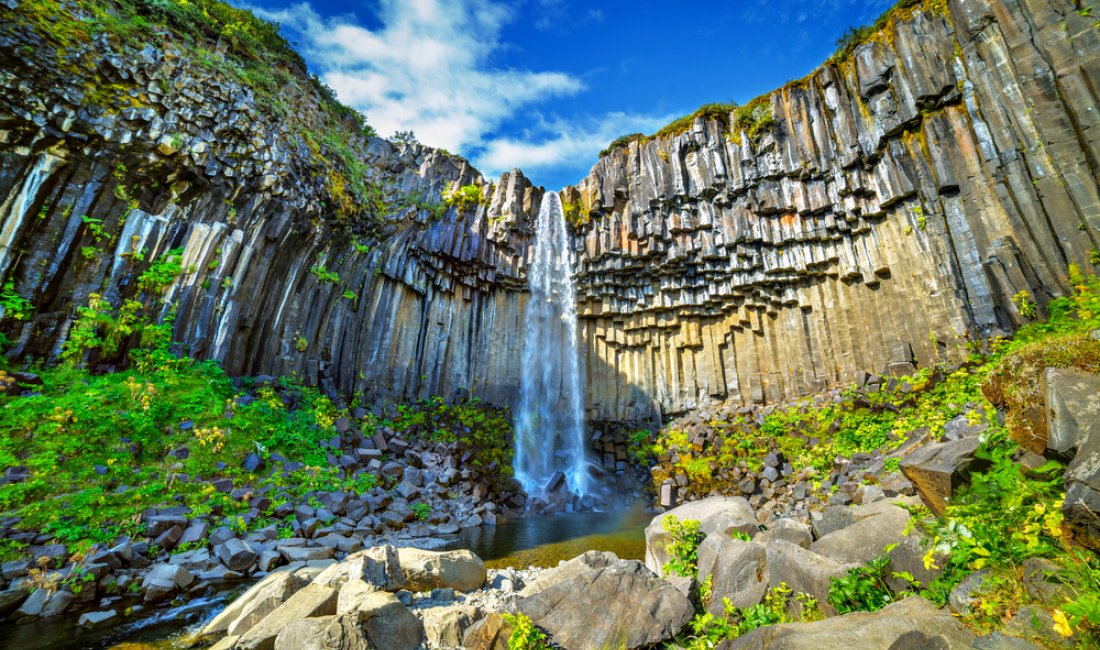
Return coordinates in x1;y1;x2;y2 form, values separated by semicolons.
567;0;1099;419
0;0;1097;423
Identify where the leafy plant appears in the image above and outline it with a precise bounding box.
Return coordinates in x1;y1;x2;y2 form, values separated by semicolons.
0;281;34;321
444;184;484;212
501;612;552;650
309;264;340;284
411;501;430;521
662;515;706;577
828;554;900;614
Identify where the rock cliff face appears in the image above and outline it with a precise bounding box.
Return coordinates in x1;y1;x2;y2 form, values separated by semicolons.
0;0;1097;422
568;0;1100;419
0;2;543;408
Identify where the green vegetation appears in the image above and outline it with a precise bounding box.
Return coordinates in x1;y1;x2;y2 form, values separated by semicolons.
502;612;553;650
562;199;588;230
410;501;431;521
828;553;904;614
444;184;486;213
728;99;776;147
599;132;646;157
681;583;823;648
0;352;361;553
661;515;706;577
373;395;515;493
655;103;738;140
0;281;34;321
309;263;341;284
828;0;950;64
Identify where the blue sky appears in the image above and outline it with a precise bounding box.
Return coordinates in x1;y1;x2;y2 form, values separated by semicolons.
251;0;895;189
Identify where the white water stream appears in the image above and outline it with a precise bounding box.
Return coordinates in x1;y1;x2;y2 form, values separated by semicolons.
514;192;589;497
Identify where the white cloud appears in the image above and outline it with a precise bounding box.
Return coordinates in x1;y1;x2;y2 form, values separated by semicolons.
256;0;584;153
476;112;673;182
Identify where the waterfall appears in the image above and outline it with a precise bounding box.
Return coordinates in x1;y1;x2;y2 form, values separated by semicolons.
515;192;589;497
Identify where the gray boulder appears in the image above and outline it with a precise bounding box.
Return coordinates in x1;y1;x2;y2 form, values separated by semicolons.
462;612;512;650
517;556;694;649
1045;368;1100;549
217;538;257;572
697;534;769;613
900;437;984;515
201;570;306;637
396;548;486;593
724;597;975;649
756;518;813;549
645;496;757;576
312;545;404;591
763;541;853;613
273;617;331;650
329;591;423;650
235;583;338;650
810;503;910;564
420;604;481;649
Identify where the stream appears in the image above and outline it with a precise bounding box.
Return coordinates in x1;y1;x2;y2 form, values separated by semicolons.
0;509;649;650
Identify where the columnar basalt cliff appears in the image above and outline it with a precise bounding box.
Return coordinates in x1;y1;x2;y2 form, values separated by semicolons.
0;0;1097;423
567;0;1099;420
0;2;544;408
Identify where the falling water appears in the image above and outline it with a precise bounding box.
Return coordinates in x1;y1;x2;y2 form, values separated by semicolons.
515;192;589;497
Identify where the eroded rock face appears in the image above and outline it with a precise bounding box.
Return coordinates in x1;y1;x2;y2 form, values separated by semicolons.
723;597;975;649
1;0;1098;422
645;496;757;576
516;557;694;650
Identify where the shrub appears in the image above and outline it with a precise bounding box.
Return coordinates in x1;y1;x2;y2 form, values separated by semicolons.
662;515;706;577
443;184;484;212
501;612;552;650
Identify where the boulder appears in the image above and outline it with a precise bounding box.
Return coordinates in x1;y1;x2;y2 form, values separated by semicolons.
810;504;910;565
201;570;307;637
17;588;73;617
764;541;852;612
313;545;404;591
78;609;118;627
885;534;947;594
948;570;993;616
645;496;757;576
1045;368;1100;549
900;438;985;515
1003;605;1073;649
328;591;423;650
395;548;486;593
755;518;813;549
421;604;481;648
517;556;693;649
724;597;975;649
0;587;29;618
697;534;769;613
235;583;338;650
462;612;512;650
273;617;331;650
217;538;257;572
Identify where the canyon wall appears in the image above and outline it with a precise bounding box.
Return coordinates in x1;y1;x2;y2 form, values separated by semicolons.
0;0;1097;422
569;0;1100;420
0;3;542;408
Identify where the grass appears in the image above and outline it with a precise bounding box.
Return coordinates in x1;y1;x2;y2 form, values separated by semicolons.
0;351;515;561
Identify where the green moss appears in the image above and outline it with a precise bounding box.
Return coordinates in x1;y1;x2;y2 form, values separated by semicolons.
654;103;738;140
562;199;588;230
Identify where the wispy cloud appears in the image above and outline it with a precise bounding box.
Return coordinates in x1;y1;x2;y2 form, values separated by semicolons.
256;0;583;154
739;0;893;24
477;111;673;182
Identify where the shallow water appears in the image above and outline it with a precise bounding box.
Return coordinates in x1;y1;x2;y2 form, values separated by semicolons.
447;507;650;569
0;508;649;649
